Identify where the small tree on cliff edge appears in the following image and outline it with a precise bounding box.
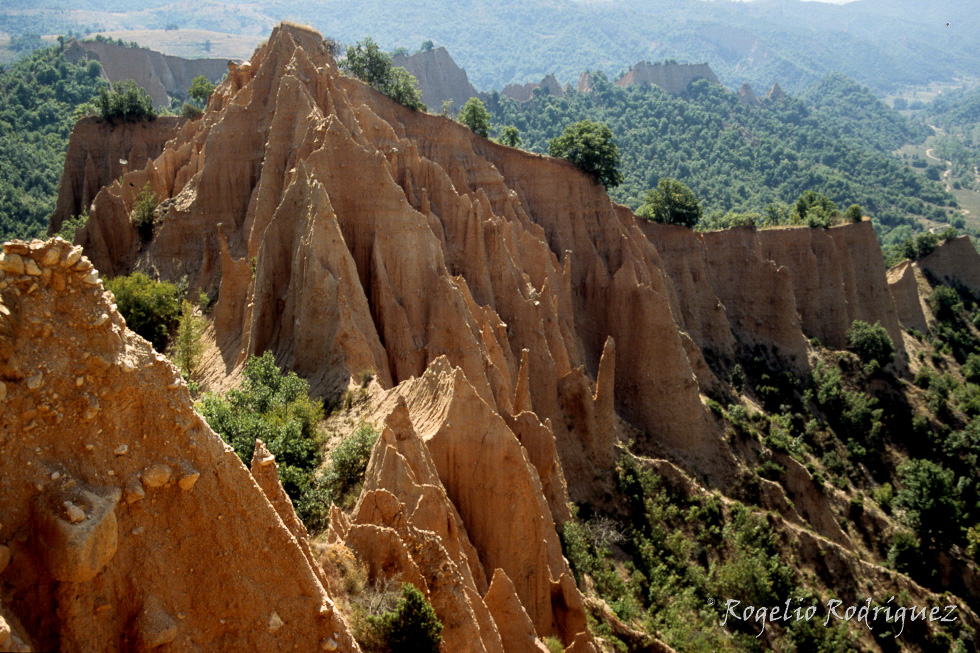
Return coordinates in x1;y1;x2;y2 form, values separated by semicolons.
548;120;623;188
637;177;702;228
457;97;491;138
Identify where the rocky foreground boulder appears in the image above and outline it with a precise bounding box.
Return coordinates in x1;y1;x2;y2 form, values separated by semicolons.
0;239;359;651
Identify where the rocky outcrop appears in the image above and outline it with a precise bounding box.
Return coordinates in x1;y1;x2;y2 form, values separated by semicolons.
392;46;480;114
701;226;809;368
0;239;359;651
737;82;761;106
888;260;930;332
765;82;786;103
49;116;189;237
64;39;229;108
614;62;719;95
918;235;980;295
77;22;724;486
357;359;594;648
757;222;905;356
501;74;565;102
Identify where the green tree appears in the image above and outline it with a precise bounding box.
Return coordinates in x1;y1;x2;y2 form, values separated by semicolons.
637;178;702;227
94;80;156;123
341;38;425;111
792;190;839;228
420;40;435;52
846;320;895;367
548;120;623;188
844;204;863;222
364;584;442;653
895;458;963;542
498;125;521;148
130;182;158;241
172;299;206;382
197;352;328;528
105;272;180;351
322;422;379;508
457;97;491;138
188;75;215;106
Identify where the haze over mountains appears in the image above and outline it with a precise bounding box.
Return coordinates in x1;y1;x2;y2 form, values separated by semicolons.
4;0;979;94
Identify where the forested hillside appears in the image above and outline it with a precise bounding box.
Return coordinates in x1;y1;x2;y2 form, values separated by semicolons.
487;74;954;249
929;87;980;195
7;0;978;94
0;44;106;239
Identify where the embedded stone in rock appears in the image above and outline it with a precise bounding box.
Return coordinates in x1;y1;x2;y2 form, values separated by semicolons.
0;252;24;275
142;464;172;488
138;598;178;648
178;467;200;491
32;486;120;582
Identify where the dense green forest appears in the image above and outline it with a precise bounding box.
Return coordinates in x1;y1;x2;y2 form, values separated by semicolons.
486;74;956;248
0;44;106;239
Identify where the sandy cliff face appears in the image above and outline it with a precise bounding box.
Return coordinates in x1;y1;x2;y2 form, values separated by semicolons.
917;235;980;294
0;239;359;652
63;40;229;108
49;116;189;237
615;62;719;95
501;74;565;102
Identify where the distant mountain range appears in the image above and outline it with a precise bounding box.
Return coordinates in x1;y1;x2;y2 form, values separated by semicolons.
4;0;979;94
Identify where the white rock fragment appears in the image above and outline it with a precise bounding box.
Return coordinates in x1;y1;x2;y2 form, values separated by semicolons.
115;444;128;456
82;270;99;285
268;612;284;633
26;373;43;390
64;501;86;524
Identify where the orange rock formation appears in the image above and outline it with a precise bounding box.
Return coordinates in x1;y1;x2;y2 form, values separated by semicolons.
0;239;359;651
49;116;189;237
43;20;980;651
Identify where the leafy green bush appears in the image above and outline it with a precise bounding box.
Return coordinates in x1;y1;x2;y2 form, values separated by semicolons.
358;584;442;653
895;458;963;542
322;421;379;508
56;210;88;242
846;320;895;367
548;120;623;188
105;272;180;351
130;182;158;241
930;285;963;322
94;79;157;123
197;352;328;528
793;190;840;228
